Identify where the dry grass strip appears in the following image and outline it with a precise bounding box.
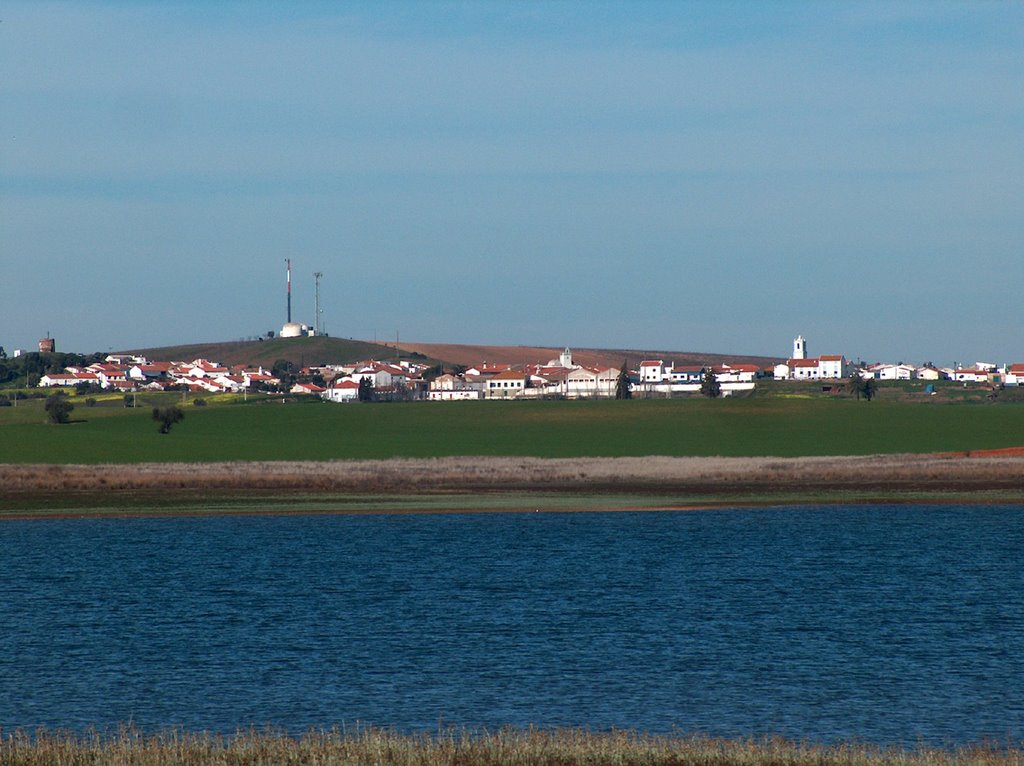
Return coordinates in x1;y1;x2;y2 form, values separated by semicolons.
3;727;1023;766
2;455;1024;498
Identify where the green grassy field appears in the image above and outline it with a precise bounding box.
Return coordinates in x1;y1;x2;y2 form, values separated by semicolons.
2;391;1023;464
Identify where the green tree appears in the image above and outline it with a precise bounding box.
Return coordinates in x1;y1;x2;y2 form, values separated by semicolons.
847;372;865;399
615;361;632;400
700;367;721;398
152;406;185;434
357;376;374;402
390;380;414;402
847;372;877;401
862;377;877;401
271;359;297;389
44;393;74;424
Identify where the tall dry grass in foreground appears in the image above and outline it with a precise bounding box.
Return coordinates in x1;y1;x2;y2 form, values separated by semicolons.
2;728;1023;766
3;454;1024;497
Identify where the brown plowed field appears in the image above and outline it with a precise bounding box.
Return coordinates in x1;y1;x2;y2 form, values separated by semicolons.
398;342;779;370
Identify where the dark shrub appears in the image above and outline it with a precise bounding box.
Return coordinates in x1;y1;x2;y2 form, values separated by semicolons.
152;406;185;434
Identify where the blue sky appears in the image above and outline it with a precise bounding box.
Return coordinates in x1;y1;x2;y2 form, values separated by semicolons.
2;1;1022;364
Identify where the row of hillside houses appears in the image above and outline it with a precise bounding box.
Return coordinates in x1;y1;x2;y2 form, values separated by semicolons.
858;361;1024;385
405;349;763;402
38;355;280;394
771;336;1024;385
36;354;435;399
316;360;430;401
34;339;1024;403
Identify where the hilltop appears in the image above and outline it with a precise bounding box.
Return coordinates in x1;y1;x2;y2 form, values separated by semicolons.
124;337;420;369
123;337;780;371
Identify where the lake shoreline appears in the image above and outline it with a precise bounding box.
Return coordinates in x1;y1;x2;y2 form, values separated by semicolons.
3;454;1023;518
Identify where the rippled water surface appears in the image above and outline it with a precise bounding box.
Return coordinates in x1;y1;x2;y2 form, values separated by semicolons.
2;505;1023;745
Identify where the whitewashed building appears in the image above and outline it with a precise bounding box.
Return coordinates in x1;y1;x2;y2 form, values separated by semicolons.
564;367;619;398
775;354;849;381
861;363;916;381
951;367;992;384
428;374;483;401
487;368;528;398
639;360;669;384
323;380;361;402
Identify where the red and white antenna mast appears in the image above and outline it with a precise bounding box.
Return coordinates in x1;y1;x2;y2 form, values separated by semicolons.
285;258;292;324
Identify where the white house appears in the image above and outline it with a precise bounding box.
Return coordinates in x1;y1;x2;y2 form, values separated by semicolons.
862;363;915;381
323;380;361;402
428;388;482;401
430;374;463;391
565;367;599;398
291;382;326;395
777;355;848;380
713;363;761;383
1003;364;1024;386
351;365;394;389
669;366;704;384
428;374;484;401
129;363;173;381
818;355;848;379
525;369;569;398
638;360;669;384
915;366;945;381
487;368;528;398
465;363;512;377
951;367;991;384
105;354;147;365
184;359;231;378
38;372;100;388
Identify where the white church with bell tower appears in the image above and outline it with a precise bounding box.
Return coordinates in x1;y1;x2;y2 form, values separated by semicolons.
775;334;848;380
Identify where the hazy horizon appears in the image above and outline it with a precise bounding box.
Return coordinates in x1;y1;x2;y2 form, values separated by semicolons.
3;2;1022;365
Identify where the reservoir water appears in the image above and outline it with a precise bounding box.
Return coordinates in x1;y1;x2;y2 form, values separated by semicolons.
2;505;1023;745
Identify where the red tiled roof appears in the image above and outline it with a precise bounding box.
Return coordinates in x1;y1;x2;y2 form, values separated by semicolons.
491;368;526;380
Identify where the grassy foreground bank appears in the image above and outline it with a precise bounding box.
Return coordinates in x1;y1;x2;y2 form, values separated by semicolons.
3;728;1022;766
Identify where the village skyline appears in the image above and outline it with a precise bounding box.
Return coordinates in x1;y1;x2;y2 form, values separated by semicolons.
3;327;1020;376
20;332;1024;404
